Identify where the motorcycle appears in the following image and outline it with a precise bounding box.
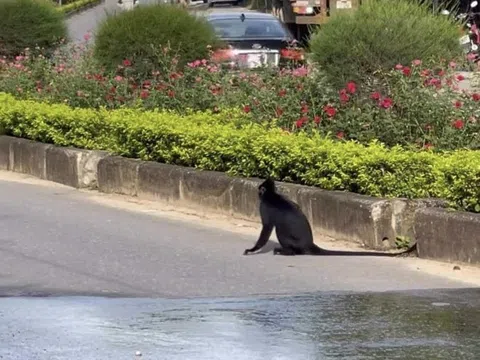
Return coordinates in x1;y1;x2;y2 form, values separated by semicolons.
442;1;480;63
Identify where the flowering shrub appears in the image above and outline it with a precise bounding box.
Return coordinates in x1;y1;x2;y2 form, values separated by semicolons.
1;92;479;213
309;0;464;88
0;38;479;151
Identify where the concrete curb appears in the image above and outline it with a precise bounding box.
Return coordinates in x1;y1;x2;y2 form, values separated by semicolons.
0;136;108;189
1;135;478;264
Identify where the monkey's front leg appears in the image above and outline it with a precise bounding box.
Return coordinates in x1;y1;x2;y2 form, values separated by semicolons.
243;224;274;255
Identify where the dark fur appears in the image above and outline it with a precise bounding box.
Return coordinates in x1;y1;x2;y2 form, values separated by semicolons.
243;178;418;257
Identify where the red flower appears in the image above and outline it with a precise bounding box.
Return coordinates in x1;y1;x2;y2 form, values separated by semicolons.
380;97;393;109
336;131;344;139
423;143;433;150
346;81;357;94
454;100;463;109
243;105;251;113
323;105;337;117
140;90;149;99
275;107;284;117
123;59;132;67
142;80;151;89
370;92;381;100
296;116;308;128
456;74;465;81
452;119;464;129
167;90;175;98
278;89;287;97
301;104;309;113
472;93;480;101
438;69;446;77
402;66;412;76
314;115;321;124
339;89;350;103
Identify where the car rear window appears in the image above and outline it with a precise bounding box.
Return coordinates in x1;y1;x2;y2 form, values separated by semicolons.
208;18;289;39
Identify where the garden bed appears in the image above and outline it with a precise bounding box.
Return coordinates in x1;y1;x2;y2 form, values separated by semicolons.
1;92;479;213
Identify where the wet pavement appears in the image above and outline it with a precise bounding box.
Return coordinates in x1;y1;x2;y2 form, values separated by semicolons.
1;289;480;359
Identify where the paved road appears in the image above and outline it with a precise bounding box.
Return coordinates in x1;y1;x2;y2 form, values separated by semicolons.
66;0;249;42
0;173;476;298
66;0;121;42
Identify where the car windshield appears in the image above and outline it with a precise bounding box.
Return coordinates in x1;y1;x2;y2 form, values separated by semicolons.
208;18;289;39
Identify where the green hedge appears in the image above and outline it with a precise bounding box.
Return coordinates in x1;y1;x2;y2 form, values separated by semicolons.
57;0;101;14
0;92;479;213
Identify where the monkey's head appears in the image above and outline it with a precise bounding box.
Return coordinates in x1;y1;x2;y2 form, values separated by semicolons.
258;178;275;198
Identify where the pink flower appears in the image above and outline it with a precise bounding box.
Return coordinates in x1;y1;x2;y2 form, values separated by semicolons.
336;131;344;139
456;74;465;81
122;59;132;67
292;66;308;77
346;81;357;94
395;64;403;70
370;92;381;100
323;105;337;117
243;105;251;113
467;53;477;61
295;116;308;128
339;89;350;103
472;93;480;101
402;67;412;76
449;61;457;68
83;33;91;41
114;75;123;82
454;100;463;108
380;97;393;109
412;59;422;66
452;119;464;129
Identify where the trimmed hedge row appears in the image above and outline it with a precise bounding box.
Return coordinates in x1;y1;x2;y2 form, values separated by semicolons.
0;92;479;213
57;0;101;14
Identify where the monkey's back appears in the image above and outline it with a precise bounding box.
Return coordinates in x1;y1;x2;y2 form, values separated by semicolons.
265;193;314;244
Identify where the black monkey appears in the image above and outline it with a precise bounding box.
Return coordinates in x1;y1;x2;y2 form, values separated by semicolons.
243;178;417;257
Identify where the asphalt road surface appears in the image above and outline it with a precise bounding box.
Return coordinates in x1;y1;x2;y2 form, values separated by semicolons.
66;0;249;42
66;0;121;42
0;172;477;298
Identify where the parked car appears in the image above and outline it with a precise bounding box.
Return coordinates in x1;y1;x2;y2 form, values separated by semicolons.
204;0;242;7
204;11;305;69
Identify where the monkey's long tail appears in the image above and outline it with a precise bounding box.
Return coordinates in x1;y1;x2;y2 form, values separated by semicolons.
308;243;418;257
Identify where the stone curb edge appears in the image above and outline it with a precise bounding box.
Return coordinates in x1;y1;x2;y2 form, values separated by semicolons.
1;135;478;265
